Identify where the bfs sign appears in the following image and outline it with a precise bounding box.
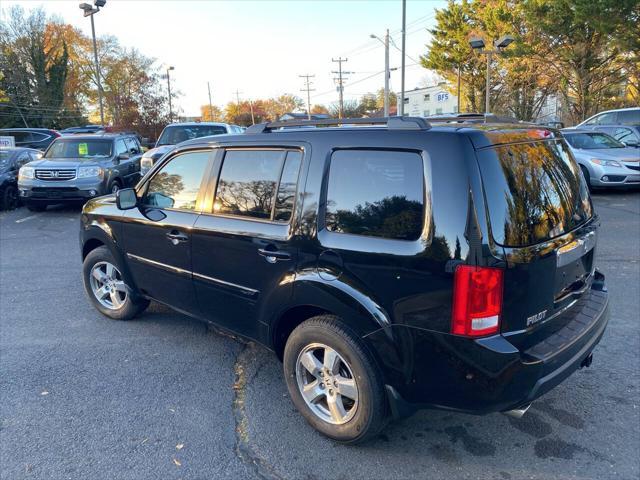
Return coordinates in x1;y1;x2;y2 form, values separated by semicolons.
437;92;450;103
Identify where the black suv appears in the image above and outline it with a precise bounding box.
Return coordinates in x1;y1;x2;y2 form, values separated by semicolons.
19;133;143;211
0;128;60;150
79;116;609;443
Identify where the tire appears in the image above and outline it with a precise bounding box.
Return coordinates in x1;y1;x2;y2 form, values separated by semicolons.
108;180;122;194
283;315;388;444
580;165;593;192
26;202;47;212
82;245;150;320
1;185;20;210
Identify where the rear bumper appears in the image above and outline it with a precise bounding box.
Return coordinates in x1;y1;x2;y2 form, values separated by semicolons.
365;276;609;417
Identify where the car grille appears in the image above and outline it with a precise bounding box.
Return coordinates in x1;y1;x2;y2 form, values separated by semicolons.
35;169;76;181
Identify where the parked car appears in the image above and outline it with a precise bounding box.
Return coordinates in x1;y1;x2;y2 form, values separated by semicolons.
79;117;608;444
561;129;640;189
574;107;640;139
0;147;40;210
18;133;143;211
590;125;640;148
59;125;106;135
139;122;240;176
0;128;60;151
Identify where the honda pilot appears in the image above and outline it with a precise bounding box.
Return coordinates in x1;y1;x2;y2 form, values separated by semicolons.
19;133;143;211
79;116;609;443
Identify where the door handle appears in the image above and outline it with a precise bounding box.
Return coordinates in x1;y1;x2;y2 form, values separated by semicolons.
166;230;189;245
258;248;291;263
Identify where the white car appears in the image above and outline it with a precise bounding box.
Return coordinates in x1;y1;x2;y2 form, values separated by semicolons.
140;122;243;175
562;129;640;189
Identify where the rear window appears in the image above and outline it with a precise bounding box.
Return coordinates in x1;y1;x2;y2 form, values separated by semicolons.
479;140;592;247
325;150;424;240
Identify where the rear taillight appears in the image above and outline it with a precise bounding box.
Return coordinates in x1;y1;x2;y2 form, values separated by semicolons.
452;265;504;337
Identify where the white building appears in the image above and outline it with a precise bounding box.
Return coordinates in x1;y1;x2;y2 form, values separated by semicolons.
400;84;459;117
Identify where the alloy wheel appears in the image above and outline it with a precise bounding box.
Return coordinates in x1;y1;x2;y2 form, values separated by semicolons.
89;261;128;310
295;343;359;425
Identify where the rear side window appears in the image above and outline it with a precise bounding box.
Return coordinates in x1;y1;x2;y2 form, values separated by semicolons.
214;149;302;222
325;150;424;240
479;140;592;247
618;110;640;125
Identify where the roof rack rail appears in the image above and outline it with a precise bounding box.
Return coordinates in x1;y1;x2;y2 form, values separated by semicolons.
244;116;431;134
427;113;521;124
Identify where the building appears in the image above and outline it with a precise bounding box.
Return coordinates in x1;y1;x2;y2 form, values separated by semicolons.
400;84;458;117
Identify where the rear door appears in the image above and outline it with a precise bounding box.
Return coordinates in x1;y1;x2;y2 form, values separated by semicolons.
121;149;214;314
476;138;596;348
190;147;303;340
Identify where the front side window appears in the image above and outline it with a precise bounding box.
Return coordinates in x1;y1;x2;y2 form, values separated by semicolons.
214;149;302;221
143;151;210;210
325;150;424;240
614;127;639;144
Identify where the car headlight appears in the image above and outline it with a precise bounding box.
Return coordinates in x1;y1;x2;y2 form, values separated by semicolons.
18;166;35;180
590;158;621;167
78;166;104;178
140;157;154;172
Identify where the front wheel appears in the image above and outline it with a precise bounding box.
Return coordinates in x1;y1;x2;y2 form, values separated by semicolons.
580;165;593;192
283;315;388;444
1;185;20;210
82;246;149;320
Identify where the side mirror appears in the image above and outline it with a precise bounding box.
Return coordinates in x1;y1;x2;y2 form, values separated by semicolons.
117;153;130;161
116;188;137;210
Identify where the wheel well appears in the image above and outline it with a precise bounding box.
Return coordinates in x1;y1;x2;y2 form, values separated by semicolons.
272;305;331;360
82;238;105;259
110;177;122;186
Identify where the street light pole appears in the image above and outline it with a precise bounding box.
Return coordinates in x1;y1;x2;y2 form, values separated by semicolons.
469;35;514;114
80;1;106;126
400;0;406;116
166;66;174;122
370;31;390;117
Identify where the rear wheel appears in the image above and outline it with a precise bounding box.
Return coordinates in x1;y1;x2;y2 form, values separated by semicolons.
283;315;388;444
26;202;47;212
109;179;122;194
1;185;20;210
82;246;149;320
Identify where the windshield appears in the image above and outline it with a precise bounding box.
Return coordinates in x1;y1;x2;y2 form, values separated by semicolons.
479;140;593;247
156;125;228;146
45;139;112;159
564;132;624;149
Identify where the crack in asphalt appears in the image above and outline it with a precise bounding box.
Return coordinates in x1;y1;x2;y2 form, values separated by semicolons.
232;341;284;480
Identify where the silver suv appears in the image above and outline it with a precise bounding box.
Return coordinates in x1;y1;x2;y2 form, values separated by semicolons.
575;107;640;147
18;133;143;211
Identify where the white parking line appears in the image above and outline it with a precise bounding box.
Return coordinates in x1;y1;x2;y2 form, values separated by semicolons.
15;214;40;224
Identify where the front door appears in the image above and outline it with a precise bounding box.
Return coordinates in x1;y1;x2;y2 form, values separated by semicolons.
191;148;303;340
121;149;213;314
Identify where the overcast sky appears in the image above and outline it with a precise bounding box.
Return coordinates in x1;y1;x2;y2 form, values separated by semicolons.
2;0;446;116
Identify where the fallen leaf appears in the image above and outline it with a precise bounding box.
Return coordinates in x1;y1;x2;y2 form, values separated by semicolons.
141;438;148;445
176;443;184;450
173;458;181;467
40;391;49;396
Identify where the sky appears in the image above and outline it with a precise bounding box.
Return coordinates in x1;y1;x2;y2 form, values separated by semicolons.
2;0;447;116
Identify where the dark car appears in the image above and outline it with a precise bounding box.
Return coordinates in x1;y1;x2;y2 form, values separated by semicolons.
0;128;60;151
79;116;609;443
18;133;143;211
59;125;106;135
0;147;40;210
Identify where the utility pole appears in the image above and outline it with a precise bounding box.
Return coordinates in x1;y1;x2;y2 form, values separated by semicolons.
207;82;213;121
457;64;461;113
384;30;390;117
166;66;175;122
332;57;352;119
248;99;255;124
299;74;315;120
234;89;242;106
400;0;406;116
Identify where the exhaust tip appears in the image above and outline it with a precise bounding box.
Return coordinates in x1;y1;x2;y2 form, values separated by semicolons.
503;404;531;419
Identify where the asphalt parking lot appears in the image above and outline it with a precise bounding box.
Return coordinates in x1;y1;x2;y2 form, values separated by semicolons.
1;190;638;480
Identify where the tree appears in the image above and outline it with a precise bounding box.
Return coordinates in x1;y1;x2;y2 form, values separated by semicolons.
329;99;363;118
523;0;638;122
200;104;223;121
311;104;329;115
375;88;397;109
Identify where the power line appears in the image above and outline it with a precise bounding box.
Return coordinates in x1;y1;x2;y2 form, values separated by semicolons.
299;74;315;120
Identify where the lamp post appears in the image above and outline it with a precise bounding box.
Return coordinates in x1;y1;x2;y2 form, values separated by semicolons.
79;0;106;126
370;30;390;117
166;66;175;122
468;35;514;114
